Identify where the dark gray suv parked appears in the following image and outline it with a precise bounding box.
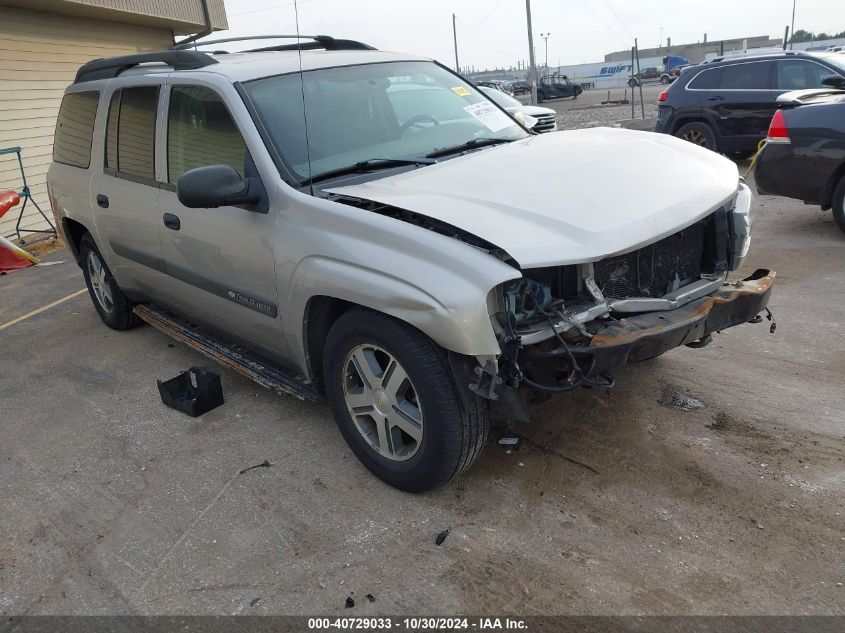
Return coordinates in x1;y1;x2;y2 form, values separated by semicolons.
655;51;845;157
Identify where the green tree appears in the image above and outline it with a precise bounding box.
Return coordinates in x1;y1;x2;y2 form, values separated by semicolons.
790;29;845;43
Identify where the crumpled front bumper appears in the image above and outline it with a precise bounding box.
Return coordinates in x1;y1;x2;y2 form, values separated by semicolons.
519;269;775;378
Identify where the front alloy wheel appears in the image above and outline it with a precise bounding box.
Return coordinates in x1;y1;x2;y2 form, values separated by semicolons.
324;309;489;492
342;344;423;461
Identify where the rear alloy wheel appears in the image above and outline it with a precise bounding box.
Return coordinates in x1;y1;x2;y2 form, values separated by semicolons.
676;122;718;152
324;309;489;492
79;233;140;330
832;177;845;234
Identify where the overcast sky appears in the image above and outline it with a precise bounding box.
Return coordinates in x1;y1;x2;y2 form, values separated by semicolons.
221;0;845;69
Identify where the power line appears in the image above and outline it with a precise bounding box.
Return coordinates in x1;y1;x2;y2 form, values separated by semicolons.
599;0;634;41
229;0;318;19
460;0;504;30
576;0;630;48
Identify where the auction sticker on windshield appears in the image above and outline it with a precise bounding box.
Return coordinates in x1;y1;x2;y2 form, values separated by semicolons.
463;101;514;132
451;86;472;96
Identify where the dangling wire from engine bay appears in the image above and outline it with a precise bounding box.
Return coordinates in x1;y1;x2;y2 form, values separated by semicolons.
503;288;615;393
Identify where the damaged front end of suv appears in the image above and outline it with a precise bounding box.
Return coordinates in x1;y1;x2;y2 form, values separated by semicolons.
480;182;774;417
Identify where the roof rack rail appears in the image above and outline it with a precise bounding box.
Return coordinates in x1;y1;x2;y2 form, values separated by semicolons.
75;50;217;84
170;34;376;53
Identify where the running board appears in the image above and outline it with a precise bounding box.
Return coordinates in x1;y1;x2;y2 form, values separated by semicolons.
134;304;319;401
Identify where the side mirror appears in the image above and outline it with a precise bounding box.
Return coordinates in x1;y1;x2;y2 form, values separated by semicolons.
822;75;845;89
177;164;264;210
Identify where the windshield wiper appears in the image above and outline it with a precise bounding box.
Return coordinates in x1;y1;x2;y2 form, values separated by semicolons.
304;157;436;185
426;137;514;159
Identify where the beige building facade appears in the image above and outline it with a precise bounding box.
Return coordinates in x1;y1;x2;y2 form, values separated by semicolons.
0;0;227;239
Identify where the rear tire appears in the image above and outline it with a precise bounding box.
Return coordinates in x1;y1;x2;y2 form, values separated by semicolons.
675;122;718;152
79;233;140;330
537;91;545;103
323;309;489;493
832;177;845;234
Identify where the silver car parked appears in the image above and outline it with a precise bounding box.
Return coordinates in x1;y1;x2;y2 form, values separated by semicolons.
48;36;775;492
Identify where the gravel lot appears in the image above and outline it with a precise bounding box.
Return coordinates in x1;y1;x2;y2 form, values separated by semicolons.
517;83;661;130
1;118;843;616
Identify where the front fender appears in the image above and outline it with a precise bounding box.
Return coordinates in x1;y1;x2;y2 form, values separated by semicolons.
284;255;518;376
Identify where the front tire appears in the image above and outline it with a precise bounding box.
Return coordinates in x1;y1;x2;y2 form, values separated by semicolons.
832;176;845;234
324;309;489;492
79;233;140;330
675;121;718;152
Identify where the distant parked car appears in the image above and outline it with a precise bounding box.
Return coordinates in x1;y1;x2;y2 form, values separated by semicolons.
479;87;557;133
628;66;661;87
507;80;530;95
655;50;845;157
476;80;509;93
537;74;582;102
755;85;845;232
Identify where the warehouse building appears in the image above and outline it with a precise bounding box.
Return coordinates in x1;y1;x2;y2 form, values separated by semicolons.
0;0;227;240
604;35;783;65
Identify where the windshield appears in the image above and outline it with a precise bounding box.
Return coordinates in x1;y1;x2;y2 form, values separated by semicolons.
480;87;521;109
244;61;527;181
820;53;845;74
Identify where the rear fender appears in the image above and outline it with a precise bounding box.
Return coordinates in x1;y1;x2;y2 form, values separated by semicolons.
821;161;845;210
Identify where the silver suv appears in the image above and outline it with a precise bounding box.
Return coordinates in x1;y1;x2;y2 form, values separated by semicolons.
47;36;775;492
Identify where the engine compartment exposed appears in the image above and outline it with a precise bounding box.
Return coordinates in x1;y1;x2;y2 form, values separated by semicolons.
493;209;733;394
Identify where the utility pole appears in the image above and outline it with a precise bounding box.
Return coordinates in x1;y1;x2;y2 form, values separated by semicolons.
452;13;460;73
525;0;538;105
790;0;797;49
540;32;550;71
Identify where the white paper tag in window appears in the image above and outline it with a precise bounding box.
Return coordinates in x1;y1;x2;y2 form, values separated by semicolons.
463;102;514;133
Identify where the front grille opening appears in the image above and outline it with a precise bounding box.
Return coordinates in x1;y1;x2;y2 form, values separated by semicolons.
593;217;713;299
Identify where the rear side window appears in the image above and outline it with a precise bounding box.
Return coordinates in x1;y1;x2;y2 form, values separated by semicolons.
167;86;246;184
775;60;830;89
719;61;772;89
105;86;159;180
53;91;99;168
687;67;722;90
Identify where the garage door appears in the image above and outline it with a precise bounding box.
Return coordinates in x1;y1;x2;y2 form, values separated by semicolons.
0;6;172;239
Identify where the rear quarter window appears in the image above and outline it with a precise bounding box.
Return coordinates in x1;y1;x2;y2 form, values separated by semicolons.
687;67;722;90
53;91;99;168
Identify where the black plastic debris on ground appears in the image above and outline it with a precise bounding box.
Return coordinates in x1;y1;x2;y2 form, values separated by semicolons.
249;597;261;607
157;367;224;417
366;593;375;603
345;596;355;608
435;530;449;546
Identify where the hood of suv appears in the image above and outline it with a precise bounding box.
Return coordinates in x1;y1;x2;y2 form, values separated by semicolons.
326;127;739;268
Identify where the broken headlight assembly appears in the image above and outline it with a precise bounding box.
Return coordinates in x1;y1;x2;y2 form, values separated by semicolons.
728;182;753;270
493;273;614;393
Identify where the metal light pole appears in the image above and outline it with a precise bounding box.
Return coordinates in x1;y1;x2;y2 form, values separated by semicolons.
790;0;796;49
525;0;538;105
540;32;550;71
452;13;460;73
